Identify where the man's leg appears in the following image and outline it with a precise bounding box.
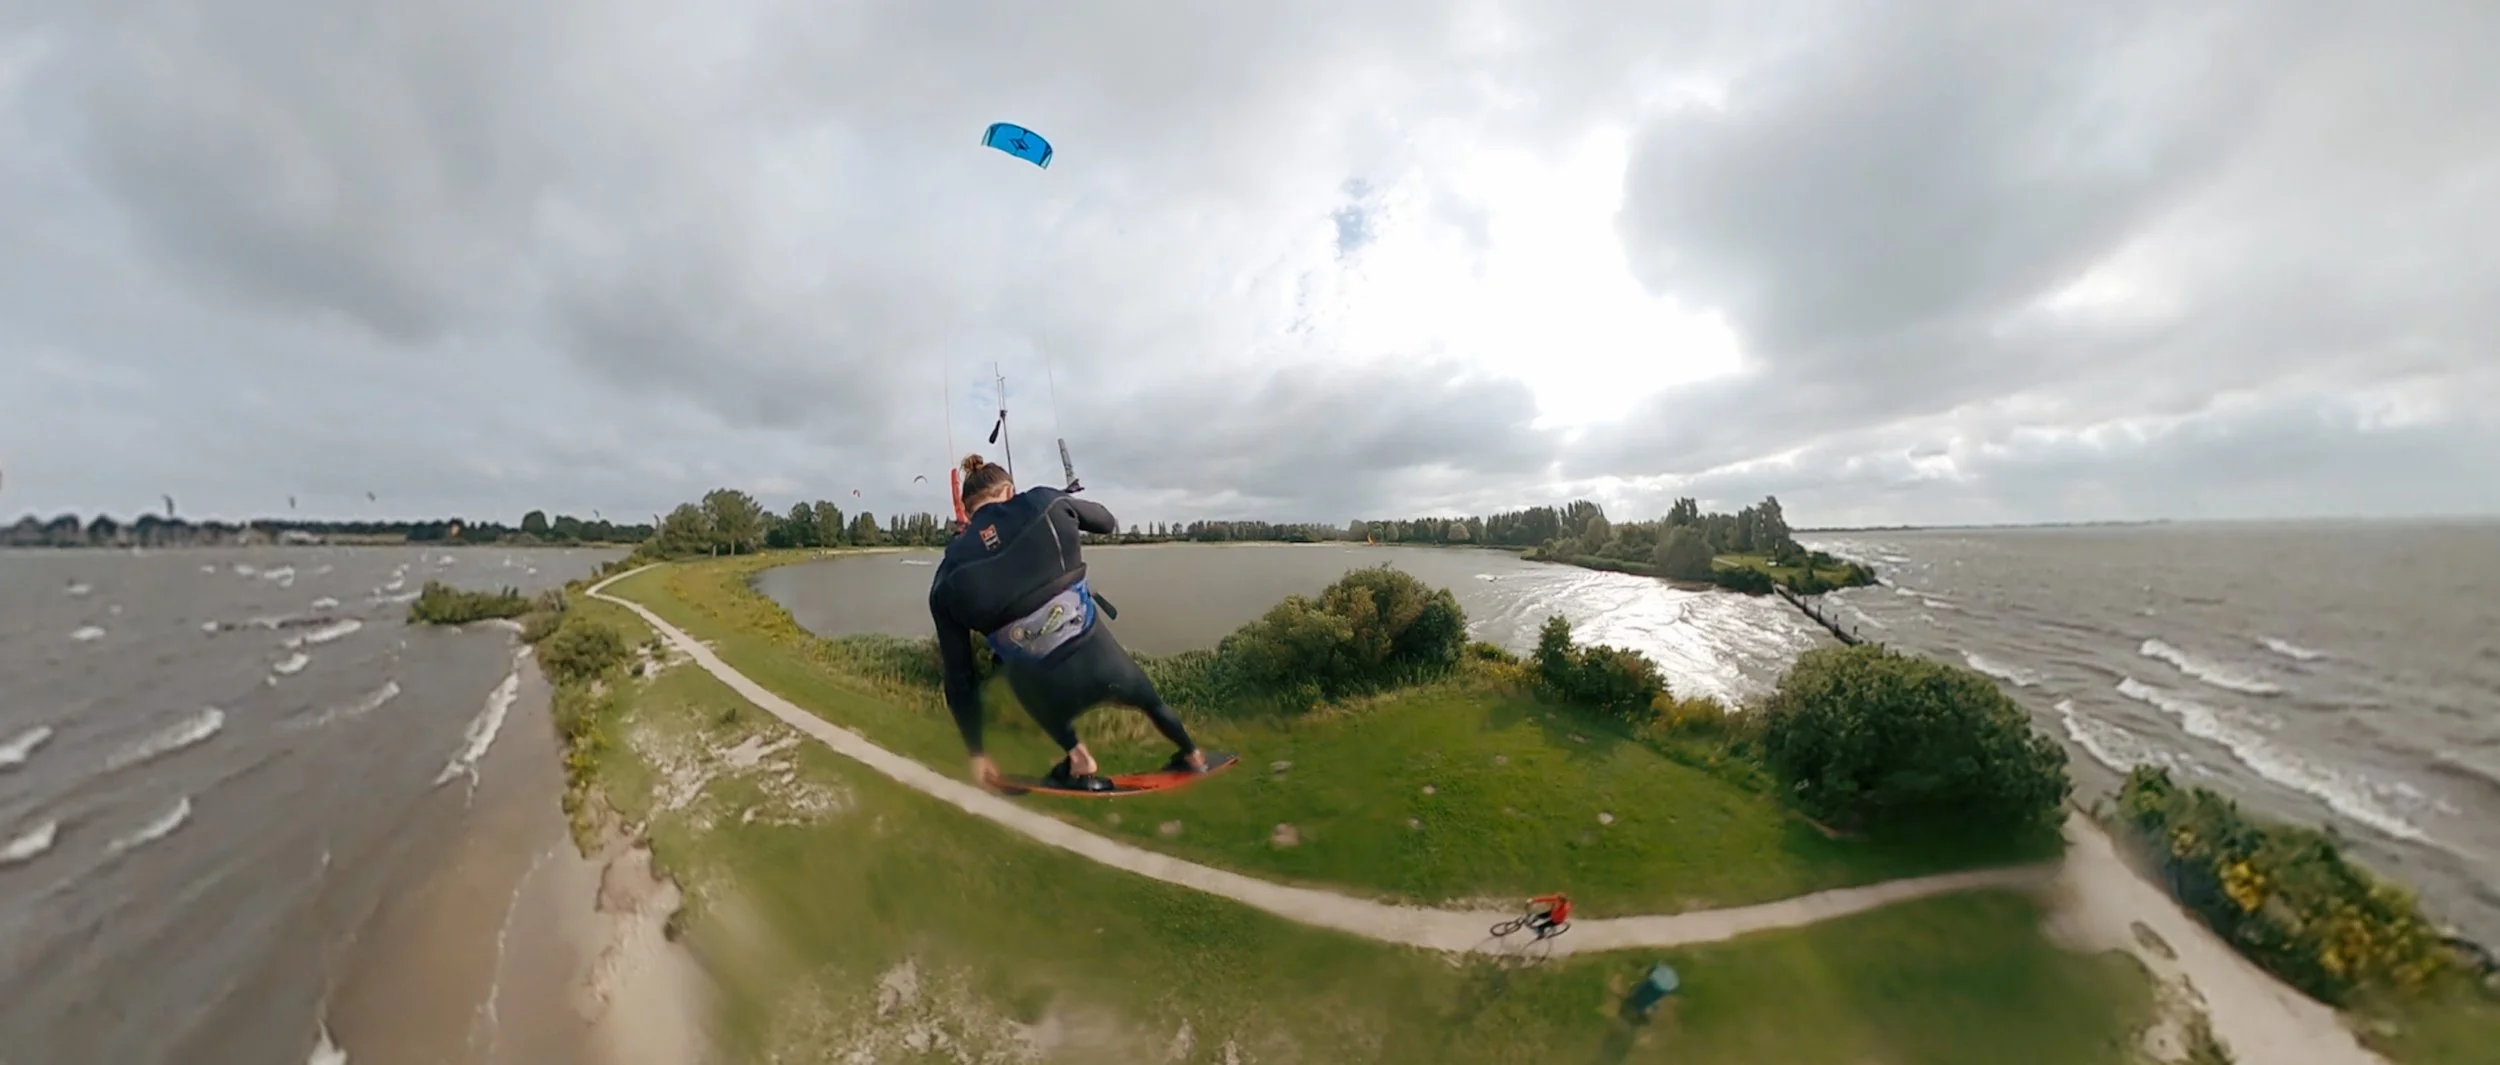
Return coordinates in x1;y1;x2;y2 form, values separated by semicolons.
1003;660;1096;778
1093;629;1200;763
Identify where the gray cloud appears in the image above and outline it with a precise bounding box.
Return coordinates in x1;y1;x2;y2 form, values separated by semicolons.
1;0;2492;527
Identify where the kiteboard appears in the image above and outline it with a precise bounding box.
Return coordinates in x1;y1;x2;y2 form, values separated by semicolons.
997;751;1240;798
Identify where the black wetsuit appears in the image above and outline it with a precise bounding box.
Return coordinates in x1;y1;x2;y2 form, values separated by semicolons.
928;486;1196;760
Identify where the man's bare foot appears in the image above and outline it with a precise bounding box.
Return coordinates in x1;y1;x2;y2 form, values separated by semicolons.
1183;749;1208;771
1067;745;1098;777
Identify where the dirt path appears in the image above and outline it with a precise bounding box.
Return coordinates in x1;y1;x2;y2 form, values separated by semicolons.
587;568;2047;956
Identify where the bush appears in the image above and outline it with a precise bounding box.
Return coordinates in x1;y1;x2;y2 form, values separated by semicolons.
520;607;565;644
1758;644;2070;831
1217;565;1467;709
2116;767;2454;1005
1532;615;1668;723
1710;567;1776;595
538;617;630;686
407;581;532;625
1651;692;1740;738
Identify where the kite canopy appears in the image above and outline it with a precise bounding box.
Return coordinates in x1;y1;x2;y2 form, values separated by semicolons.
981;122;1053;169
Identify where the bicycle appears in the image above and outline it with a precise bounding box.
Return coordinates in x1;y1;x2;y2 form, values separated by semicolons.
1489;906;1571;941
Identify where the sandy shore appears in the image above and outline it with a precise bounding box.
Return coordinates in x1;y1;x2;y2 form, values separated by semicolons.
2046;813;2388;1065
322;657;712;1065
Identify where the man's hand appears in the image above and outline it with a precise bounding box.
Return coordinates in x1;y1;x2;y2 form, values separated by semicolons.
969;754;1003;791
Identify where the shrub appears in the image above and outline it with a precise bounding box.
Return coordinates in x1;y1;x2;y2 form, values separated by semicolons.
2116;766;2454;1005
407;581;532;625
1758;644;2070;831
538;617;630;686
520;607;565;645
1710;567;1775;595
1651;692;1740;739
1531;615;1668;723
1217;565;1467;708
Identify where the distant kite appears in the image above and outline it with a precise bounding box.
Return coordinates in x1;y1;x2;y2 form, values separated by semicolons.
288;495;298;510
162;494;176;518
912;474;929;485
981;122;1053;169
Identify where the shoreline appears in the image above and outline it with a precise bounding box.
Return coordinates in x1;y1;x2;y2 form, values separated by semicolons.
321;648;712;1065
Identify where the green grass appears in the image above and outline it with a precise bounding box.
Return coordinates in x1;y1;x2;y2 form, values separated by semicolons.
601;556;2058;916
583;604;2156;1064
1712;553;1812;585
2357;983;2500;1065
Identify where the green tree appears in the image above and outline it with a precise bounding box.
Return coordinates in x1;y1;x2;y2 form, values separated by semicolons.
1759;645;2070;831
520;510;550;538
653;504;711;556
849;511;883;546
811;501;846;546
784;502;817;548
1653;526;1715;580
701;488;766;554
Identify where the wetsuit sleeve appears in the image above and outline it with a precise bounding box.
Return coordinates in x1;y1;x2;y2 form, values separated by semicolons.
930;591;985;755
1064;493;1118;535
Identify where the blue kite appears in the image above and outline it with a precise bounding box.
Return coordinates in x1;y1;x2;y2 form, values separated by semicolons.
981;122;1053;169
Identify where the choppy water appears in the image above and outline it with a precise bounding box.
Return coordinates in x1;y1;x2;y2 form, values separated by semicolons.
1804;522;2500;944
759;543;1836;706
0;545;621;1064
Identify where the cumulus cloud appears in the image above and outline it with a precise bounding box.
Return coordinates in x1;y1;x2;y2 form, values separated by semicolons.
0;0;2491;525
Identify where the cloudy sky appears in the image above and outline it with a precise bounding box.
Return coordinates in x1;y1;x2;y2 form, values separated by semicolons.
3;0;2494;529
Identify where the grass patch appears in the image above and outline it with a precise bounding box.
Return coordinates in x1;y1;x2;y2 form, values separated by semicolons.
1712;554;1813;586
602;557;2058;915
605;640;2157;1064
406;580;534;624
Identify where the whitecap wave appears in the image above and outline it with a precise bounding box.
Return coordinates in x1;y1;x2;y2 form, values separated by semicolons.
2055;699;2181;773
2258;636;2325;662
284;619;365;650
2139;639;2284;696
897;559;932;567
1;725;57;768
1961;650;2041;688
108;795;191;853
70;625;106;642
271;652;311;677
232;563;257;576
309;596;340;610
1;820;57;865
434;667;521;788
306;1022;348;1065
2115;677;2427;842
64;582;91;598
260;565;298;583
296;681;402;730
106;708;225;772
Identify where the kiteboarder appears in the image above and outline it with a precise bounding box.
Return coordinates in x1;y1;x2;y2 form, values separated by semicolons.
929;453;1206;792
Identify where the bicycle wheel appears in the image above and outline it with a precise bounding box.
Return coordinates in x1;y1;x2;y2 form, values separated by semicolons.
1489;916;1528;937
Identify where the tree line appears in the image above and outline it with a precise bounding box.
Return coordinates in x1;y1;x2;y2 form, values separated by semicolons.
2;512;653;548
632;489;962;559
618;486;1873;596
